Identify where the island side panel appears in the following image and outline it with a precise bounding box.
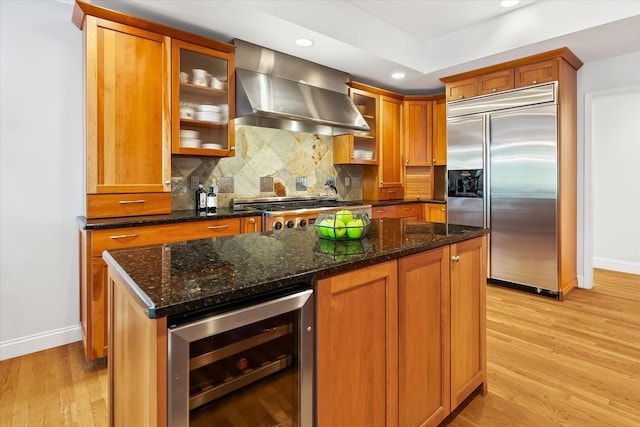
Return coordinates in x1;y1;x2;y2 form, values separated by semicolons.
108;264;167;427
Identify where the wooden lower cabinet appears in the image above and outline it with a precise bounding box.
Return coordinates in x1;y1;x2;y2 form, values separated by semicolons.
317;261;399;427
80;216;258;360
424;203;446;223
450;236;487;407
371;203;422;220
317;236;487;426
398;247;450;427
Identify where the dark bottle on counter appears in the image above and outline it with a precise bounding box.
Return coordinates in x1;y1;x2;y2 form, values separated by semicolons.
195;183;207;212
206;184;217;214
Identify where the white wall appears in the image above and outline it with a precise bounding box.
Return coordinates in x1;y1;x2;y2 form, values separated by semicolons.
577;51;640;286
0;1;83;360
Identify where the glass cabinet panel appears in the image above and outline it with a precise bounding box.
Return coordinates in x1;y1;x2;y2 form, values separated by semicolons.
172;40;235;156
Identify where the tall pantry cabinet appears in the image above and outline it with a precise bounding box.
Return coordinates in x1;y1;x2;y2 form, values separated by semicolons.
73;0;237;360
80;15;172;219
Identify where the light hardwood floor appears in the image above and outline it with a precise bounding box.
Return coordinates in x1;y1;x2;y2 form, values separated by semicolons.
1;268;638;426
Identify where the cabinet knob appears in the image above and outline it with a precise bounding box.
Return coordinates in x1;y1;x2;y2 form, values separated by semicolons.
532;80;538;84
351;155;354;159
249;218;255;223
459;95;465;99
230;146;236;151
441;208;445;211
405;159;409;165
492;88;497;92
165;180;171;185
452;255;460;262
380;181;383;185
432;158;436;162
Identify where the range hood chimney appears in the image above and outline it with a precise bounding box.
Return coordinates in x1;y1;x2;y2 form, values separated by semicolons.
233;39;369;136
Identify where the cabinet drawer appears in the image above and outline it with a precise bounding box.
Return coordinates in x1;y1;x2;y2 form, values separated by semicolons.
90;218;240;256
87;193;171;219
396;204;421;219
379;186;404;201
371;206;396;219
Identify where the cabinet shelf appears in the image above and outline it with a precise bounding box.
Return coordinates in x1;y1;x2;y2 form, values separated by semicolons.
180;118;227;128
180;82;227;96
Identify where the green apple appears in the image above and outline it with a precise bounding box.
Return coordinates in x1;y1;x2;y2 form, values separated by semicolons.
346;218;365;239
317;218;334;237
331;219;347;239
335;210;353;225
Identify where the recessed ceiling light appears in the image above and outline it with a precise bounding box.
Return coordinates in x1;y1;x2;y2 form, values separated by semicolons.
296;38;314;47
501;0;519;7
392;72;405;79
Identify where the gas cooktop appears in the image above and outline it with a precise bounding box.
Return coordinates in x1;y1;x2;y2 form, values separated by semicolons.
232;196;364;213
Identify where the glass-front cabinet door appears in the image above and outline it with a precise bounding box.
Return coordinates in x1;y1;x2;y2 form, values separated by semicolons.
172;40;235;156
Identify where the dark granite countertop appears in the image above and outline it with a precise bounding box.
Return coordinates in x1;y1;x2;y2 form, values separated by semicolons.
77;208;261;230
102;218;486;319
78;200;447;230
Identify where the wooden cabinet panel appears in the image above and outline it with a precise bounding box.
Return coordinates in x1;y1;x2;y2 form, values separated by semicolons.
515;59;559;88
477;69;514;95
446;77;477;101
240;216;261;233
432;98;447;165
85;17;171;199
317;261;398;427
399;247;450;427
450;236;487;407
403;100;433;166
86;193;171;219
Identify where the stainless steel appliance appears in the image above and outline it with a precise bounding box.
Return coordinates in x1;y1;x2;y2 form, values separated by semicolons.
232;196;372;232
168;285;314;426
447;83;560;295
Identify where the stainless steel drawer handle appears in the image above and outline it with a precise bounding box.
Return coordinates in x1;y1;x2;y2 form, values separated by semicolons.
119;200;145;204
109;234;140;240
452;255;460;262
207;225;229;230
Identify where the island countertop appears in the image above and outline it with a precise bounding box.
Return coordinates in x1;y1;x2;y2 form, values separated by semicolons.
102;219;488;319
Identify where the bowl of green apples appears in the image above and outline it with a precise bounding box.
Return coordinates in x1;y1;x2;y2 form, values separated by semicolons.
314;210;370;240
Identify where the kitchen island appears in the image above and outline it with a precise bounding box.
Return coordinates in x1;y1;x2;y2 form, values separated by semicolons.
103;218;488;426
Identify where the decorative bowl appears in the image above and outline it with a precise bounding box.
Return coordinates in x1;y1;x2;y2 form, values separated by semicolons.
314;210;370;241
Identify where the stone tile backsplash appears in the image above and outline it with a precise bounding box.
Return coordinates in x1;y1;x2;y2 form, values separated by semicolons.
171;125;363;210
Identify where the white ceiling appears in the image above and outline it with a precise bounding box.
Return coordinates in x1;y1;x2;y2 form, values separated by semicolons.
93;0;640;94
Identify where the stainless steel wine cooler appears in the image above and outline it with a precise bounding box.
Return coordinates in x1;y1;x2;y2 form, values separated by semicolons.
168;287;314;426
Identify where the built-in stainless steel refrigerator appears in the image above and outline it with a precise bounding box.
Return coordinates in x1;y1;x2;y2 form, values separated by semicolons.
447;83;560;294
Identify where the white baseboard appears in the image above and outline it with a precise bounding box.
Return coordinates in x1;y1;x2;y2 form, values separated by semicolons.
0;325;82;361
593;257;640;276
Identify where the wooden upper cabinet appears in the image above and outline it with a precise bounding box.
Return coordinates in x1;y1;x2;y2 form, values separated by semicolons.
403;100;433;166
334;87;378;165
171;39;236;157
379;95;403;187
477;69;514;95
446;77;477;101
84;16;171;218
441;49;580;101
515;59;559;88
432;98;447;165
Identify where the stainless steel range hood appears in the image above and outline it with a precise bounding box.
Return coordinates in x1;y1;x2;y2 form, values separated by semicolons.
233;40;369;136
